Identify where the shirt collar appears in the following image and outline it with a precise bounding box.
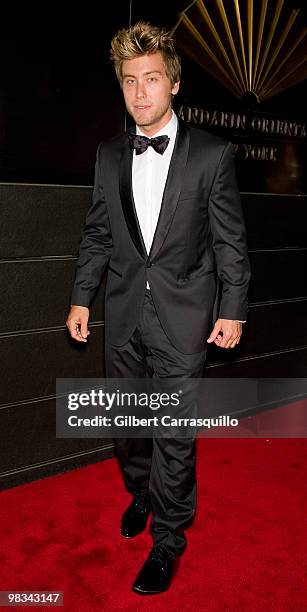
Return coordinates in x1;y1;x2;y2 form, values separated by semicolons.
136;110;178;140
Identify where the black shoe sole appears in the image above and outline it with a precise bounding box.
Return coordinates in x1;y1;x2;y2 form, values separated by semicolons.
132;584;171;595
121;529;146;538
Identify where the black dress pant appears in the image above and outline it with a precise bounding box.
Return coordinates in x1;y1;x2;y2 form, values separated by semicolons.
105;288;207;555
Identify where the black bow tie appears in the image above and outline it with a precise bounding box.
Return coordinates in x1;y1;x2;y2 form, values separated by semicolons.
128;133;170;155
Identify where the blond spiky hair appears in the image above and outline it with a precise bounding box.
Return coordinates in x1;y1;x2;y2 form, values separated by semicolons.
110;21;181;87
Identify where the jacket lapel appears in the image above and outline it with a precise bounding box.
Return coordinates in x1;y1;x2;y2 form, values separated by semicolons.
119;126;147;260
119;118;190;262
148;118;190;262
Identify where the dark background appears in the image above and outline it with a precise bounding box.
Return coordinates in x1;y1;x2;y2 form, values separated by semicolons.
1;0;306;488
0;0;306;184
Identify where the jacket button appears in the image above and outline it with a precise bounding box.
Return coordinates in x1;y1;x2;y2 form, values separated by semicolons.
146;262;152;268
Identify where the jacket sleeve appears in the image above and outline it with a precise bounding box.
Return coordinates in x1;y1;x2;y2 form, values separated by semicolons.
208;141;251;321
70;143;113;307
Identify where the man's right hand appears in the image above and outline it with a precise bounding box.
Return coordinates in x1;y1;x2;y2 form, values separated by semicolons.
66;305;90;343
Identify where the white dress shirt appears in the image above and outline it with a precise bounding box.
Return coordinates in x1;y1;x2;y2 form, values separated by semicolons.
132;109;177;291
131;111;245;323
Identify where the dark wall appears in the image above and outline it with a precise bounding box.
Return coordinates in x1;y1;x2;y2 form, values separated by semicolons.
1;0;306;183
1;1;307;488
0;4;128;183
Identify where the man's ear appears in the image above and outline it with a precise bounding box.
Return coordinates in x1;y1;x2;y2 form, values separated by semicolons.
171;81;180;96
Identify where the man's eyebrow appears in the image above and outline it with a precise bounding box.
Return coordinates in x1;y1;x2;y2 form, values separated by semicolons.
122;70;162;78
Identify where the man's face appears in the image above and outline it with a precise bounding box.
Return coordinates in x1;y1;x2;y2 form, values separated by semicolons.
121;52;180;136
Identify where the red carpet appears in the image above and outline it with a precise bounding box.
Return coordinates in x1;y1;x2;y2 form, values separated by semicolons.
1;437;307;611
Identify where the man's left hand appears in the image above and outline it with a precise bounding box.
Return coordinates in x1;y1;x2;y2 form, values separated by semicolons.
207;319;242;348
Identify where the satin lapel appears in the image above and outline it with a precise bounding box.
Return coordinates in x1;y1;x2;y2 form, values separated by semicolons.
119;128;147;260
148;119;190;262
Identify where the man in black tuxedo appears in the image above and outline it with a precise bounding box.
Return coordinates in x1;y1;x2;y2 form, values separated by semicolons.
66;21;251;595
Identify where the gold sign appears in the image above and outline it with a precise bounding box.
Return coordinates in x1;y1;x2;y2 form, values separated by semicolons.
178;104;307;138
173;0;307;102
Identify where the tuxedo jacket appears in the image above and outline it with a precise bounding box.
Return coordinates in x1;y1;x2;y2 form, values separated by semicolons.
71;118;251;354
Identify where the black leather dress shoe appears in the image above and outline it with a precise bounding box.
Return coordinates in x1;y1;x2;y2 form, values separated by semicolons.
121;493;151;538
132;543;179;594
